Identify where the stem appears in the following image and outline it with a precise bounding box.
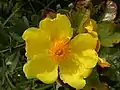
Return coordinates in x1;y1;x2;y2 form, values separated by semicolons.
3;3;25;26
5;72;16;88
44;0;55;9
28;0;36;14
0;43;25;53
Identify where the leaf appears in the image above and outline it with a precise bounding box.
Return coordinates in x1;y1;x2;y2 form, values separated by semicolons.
99;46;120;89
9;32;23;42
5;51;20;73
31;14;40;27
70;8;90;33
57;9;69;14
0;22;9;47
8;16;29;36
83;68;108;90
97;21;120;47
58;87;70;90
34;84;53;90
75;0;91;9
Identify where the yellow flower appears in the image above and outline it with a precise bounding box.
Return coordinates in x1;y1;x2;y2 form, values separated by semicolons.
84;18;98;38
22;14;99;89
84;18;101;52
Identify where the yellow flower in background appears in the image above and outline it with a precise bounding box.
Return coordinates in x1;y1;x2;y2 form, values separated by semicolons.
84;18;101;52
84;18;98;38
22;14;99;89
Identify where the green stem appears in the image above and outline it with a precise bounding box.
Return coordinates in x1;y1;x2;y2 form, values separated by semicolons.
0;43;25;53
3;3;25;26
28;0;36;14
5;72;16;88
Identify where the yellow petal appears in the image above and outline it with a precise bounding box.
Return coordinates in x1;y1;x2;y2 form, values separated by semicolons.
22;27;51;59
23;53;58;84
90;31;98;38
39;14;73;40
70;33;97;54
59;53;86;89
84;19;96;33
79;49;98;68
79;67;93;78
84;19;93;32
84;19;98;38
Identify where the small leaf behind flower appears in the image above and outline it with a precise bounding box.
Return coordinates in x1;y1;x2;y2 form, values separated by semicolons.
97;21;120;47
70;8;90;33
5;51;20;73
83;68;108;90
99;46;120;89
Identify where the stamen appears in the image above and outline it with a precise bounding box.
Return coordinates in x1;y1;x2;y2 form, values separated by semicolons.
49;39;69;62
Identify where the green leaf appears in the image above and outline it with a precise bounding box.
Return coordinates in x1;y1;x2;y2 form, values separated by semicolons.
31;14;40;27
97;21;120;47
70;8;90;33
83;68;108;90
0;22;9;48
5;51;20;73
9;32;23;42
34;84;53;90
99;46;120;89
57;9;69;14
8;16;29;36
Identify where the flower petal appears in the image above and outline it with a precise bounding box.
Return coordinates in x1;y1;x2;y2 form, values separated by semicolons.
23;53;58;84
22;27;51;59
70;33;97;54
79;49;98;68
84;19;98;38
59;53;86;89
39;14;73;40
84;19;97;33
79;67;93;78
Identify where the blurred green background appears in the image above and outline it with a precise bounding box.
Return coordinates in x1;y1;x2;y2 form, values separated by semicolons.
0;0;120;90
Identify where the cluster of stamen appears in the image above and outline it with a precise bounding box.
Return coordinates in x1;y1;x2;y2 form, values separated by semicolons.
49;39;69;62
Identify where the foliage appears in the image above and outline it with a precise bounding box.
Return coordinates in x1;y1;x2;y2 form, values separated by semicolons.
0;0;120;90
97;22;120;47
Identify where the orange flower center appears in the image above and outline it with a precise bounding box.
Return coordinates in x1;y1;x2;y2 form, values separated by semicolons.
50;39;69;62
